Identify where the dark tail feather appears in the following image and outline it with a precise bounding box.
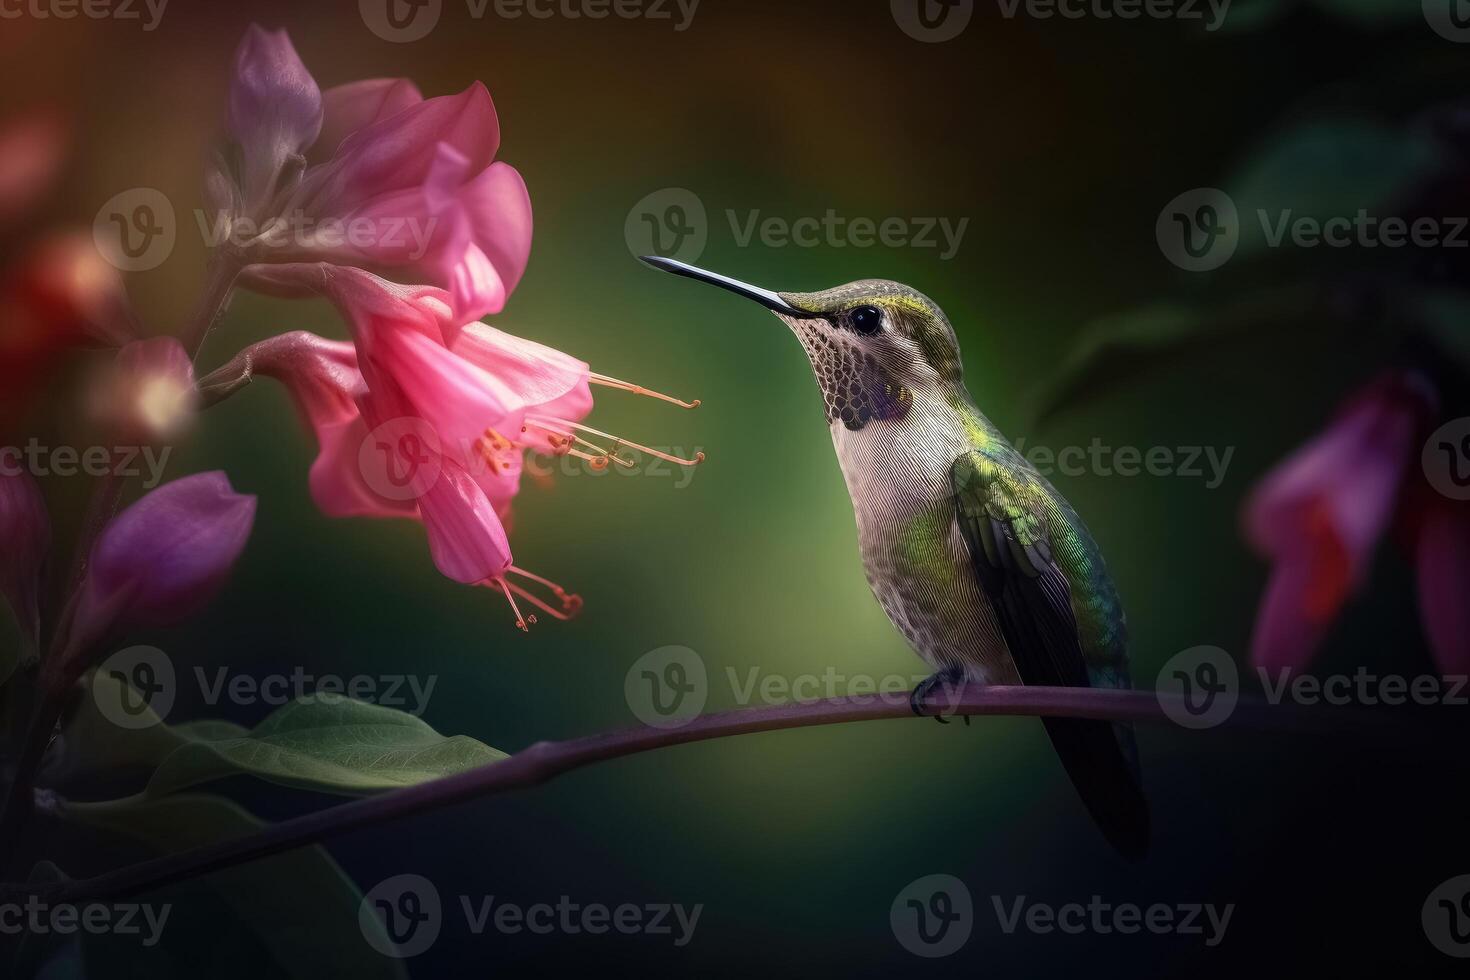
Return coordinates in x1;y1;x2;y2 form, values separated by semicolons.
1041;717;1150;860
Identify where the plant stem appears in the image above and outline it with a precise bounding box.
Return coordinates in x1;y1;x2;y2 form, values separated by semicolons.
0;252;244;880
19;685;1388;907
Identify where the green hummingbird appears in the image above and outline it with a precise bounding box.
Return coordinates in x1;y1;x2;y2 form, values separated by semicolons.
642;256;1149;858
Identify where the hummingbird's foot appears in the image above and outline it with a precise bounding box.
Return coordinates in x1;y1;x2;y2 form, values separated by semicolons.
910;666;969;724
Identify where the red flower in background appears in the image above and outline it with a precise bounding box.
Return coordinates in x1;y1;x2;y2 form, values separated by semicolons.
1244;370;1468;675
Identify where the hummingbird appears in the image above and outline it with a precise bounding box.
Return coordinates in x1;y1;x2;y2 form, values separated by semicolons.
641;256;1149;858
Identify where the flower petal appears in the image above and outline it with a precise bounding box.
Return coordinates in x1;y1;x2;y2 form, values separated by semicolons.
228;26;323;217
417;455;512;583
1243;370;1435;669
315;78;423;165
70;472;256;658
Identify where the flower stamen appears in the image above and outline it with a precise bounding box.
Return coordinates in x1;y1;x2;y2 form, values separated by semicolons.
492;576;537;632
589;372;701;410
527;415;704;467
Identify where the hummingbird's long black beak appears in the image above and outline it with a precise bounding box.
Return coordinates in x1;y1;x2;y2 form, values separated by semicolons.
639;256;813;318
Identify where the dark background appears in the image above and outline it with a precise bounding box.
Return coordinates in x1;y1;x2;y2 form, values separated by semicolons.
3;0;1467;976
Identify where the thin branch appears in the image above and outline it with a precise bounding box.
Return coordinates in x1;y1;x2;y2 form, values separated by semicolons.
14;685;1396;908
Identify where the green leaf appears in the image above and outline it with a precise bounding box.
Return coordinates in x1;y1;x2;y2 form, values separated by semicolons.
145;694;506;798
46;671;249;787
1230;121;1445;256
58;794;407;980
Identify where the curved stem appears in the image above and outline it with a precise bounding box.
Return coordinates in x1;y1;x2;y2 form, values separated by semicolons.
0;251;244;879
19;685;1391;907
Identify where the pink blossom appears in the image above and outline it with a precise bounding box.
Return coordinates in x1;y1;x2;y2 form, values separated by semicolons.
233;266;700;628
1243;371;1438;672
214;26;531;324
91;336;198;445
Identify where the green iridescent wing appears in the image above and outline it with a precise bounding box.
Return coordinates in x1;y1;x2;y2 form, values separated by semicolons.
950;449;1149;858
950;450;1092;692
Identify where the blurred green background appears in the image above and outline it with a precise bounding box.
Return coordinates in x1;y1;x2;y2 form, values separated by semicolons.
3;0;1468;976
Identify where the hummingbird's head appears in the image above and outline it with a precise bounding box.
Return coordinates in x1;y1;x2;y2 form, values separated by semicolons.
640;257;963;431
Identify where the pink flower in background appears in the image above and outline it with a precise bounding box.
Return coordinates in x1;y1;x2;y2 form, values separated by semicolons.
1243;369;1468;674
225;264;700;629
211;26;531;324
0;460;49;657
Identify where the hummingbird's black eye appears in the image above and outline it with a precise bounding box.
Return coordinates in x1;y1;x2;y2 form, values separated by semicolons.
850;305;883;336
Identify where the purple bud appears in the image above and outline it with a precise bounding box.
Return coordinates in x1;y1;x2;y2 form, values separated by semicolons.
67;472;256;661
0;455;50;656
227;25;323;218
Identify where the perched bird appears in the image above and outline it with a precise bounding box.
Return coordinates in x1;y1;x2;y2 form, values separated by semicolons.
642;256;1149;858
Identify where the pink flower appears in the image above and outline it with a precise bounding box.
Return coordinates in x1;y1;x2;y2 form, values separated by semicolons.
227;265;701;629
64;472;256;664
212;26;531;324
0;458;49;658
1243;369;1461;673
